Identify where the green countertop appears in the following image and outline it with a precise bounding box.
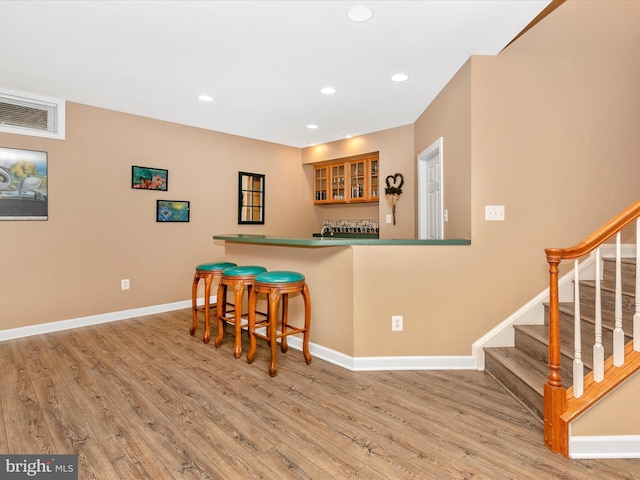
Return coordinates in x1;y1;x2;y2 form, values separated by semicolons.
212;234;471;247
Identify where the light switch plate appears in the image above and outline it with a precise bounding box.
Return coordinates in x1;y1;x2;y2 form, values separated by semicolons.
385;214;392;223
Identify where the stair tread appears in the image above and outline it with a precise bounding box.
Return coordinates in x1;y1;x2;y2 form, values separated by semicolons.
484;347;546;396
580;279;636;296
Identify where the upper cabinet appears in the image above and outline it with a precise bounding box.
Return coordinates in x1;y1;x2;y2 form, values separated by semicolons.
313;152;379;205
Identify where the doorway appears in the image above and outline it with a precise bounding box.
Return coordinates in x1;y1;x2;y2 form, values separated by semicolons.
418;137;443;239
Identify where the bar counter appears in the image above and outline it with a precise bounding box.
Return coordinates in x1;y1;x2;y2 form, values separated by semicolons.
212;233;470;247
211;233;471;367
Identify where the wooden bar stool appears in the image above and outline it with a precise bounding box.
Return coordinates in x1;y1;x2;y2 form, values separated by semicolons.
247;271;311;376
191;262;237;343
216;265;267;359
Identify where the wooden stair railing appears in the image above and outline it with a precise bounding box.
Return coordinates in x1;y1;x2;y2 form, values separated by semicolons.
544;199;640;456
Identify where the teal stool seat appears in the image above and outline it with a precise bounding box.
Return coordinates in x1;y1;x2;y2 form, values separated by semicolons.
191;262;237;343
216;265;268;358
197;262;237;272
247;271;312;376
254;271;305;284
222;265;268;277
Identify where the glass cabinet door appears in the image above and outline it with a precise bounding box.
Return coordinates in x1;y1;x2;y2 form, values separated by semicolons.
369;159;379;200
331;164;345;201
349;160;366;201
313;166;328;203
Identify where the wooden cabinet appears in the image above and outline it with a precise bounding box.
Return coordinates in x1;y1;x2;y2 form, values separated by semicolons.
313;153;379;204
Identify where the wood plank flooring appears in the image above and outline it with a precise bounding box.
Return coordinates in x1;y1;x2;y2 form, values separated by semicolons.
1;308;639;479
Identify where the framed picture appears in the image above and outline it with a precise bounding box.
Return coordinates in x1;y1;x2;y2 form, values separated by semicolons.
156;200;190;222
132;165;168;191
0;146;48;221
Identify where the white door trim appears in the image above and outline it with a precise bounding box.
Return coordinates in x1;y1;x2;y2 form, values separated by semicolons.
418;137;443;239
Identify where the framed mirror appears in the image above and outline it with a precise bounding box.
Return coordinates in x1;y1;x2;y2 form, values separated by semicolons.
238;171;265;224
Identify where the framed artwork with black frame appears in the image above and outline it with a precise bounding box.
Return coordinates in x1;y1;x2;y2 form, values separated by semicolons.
156;200;190;222
0;146;48;221
238;171;265;224
132;165;168;191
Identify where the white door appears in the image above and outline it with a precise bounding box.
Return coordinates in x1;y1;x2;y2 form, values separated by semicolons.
418;138;443;239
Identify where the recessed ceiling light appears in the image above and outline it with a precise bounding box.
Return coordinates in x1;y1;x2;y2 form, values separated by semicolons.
347;5;373;22
391;73;409;82
320;87;336;95
307;124;318;129
344;135;353;139
198;95;214;102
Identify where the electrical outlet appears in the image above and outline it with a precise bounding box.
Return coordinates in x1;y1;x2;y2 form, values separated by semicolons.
386;214;392;224
121;279;130;290
392;315;403;331
485;205;505;221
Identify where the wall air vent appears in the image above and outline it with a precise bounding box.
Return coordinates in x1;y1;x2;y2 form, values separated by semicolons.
0;89;65;140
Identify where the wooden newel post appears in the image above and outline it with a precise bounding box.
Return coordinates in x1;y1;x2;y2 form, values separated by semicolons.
544;251;567;455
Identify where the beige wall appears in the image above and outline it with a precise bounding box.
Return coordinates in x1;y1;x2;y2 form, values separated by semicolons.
1;0;639;438
0;103;317;329
301;125;415;239
414;58;472;240
571;371;640;436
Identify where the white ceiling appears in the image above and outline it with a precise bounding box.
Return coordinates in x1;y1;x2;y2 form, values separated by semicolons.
0;1;550;148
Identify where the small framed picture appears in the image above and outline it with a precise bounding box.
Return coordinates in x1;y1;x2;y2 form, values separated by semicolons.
156;200;190;222
132;165;168;191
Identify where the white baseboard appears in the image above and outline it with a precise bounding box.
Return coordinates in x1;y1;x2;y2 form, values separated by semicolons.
285;336;474;371
570;435;640;459
0;295;220;342
0;299;192;342
351;355;475;371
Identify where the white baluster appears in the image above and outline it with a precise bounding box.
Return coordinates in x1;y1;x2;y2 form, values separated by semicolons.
573;259;583;397
594;247;604;382
614;232;625;366
635;218;640;351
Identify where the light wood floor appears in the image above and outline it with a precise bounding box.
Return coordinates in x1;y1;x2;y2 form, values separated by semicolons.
1;309;639;479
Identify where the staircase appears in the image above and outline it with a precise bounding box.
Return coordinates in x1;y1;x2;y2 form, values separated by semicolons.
484;256;637;421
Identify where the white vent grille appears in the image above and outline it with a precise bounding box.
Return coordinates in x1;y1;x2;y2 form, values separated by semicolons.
0;89;65;140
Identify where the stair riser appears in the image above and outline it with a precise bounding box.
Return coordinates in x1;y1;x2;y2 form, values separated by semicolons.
484;351;544;419
556;308;626;360
579;284;636;330
544;305;634;342
514;327;575;385
603;258;636;288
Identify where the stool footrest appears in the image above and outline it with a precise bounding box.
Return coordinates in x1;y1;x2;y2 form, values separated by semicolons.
251;326;307;341
195;302;235;312
221;309;267;322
